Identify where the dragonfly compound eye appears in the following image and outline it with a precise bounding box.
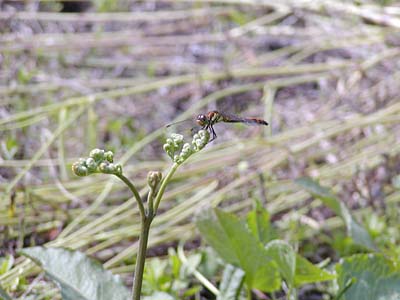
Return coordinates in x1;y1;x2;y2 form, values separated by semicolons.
196;114;207;126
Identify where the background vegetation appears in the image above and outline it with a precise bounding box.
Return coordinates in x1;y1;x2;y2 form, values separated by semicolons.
1;0;400;299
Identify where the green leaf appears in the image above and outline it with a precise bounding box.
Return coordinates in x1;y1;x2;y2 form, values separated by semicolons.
198;247;220;279
228;10;250;26
182;286;201;297
217;265;245;300
295;178;340;213
196;208;280;291
265;240;296;287
19;247;130;300
294;255;335;286
0;286;12;300
247;201;275;245
2;138;18;160
168;248;181;279
17;68;35;84
264;240;335;288
296;178;376;250
0;256;14;275
336;254;400;300
143;257;169;291
183;253;202;275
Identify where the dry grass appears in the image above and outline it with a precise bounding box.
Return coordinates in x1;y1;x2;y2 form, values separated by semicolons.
1;0;400;298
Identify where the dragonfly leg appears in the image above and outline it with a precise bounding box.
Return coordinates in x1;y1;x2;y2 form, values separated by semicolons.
209;125;217;142
212;126;217;140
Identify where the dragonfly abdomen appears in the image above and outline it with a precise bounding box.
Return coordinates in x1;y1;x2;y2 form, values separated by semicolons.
221;115;268;126
245;118;268;126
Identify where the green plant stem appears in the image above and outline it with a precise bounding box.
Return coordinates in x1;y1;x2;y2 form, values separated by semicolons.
247;286;252;300
118;164;180;300
147;188;155;217
153;162;179;214
115;174;145;219
131;216;153;300
115;172;152;300
131;163;181;299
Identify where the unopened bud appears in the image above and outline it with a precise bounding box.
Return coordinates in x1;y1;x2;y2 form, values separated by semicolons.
99;162;122;175
98;162;109;173
192;130;209;152
85;157;98;172
175;143;193;164
171;134;184;148
90;148;105;162
147;171;162;190
114;164;122;176
72;162;89;177
104;151;114;163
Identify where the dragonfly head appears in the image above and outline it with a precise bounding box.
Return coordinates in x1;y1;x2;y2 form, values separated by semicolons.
196;114;208;127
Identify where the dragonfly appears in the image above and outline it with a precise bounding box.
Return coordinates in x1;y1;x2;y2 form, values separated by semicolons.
166;111;268;142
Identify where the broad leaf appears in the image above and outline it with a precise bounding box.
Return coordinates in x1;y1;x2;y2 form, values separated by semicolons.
296;178;376;250
247;201;275;245
265;240;335;288
294;255;335;286
19;247;130;300
217;264;245;300
196;209;280;291
336;254;400;300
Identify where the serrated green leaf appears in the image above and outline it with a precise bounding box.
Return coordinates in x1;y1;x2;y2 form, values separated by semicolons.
217;264;245;300
336;254;400;300
196;208;280;291
296;178;376;250
19;247;130;300
247;201;275;245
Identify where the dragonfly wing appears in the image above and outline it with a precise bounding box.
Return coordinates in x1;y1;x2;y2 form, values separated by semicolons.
165;118;192;128
165;118;201;139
